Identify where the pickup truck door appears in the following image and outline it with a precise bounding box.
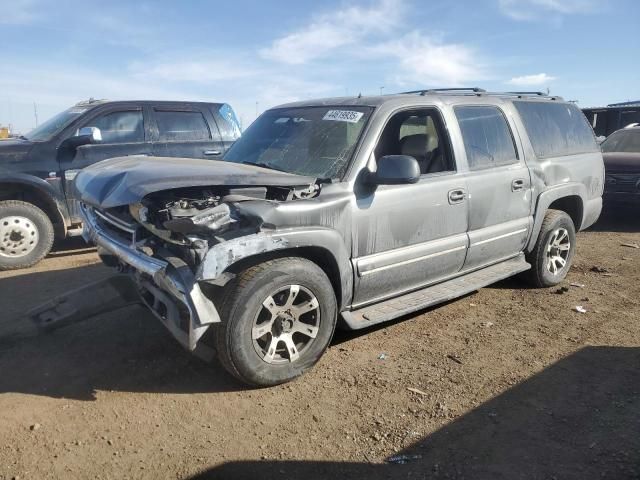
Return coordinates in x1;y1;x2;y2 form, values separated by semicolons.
454;105;533;270
149;105;226;160
59;106;152;221
351;108;469;307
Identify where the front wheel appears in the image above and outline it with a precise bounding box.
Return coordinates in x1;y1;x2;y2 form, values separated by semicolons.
0;200;54;271
525;209;576;288
214;257;337;387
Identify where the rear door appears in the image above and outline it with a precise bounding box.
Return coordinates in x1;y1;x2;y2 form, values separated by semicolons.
149;105;225;160
454;105;533;270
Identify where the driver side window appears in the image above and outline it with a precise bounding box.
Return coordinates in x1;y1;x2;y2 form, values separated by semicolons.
375;108;454;175
84;110;144;144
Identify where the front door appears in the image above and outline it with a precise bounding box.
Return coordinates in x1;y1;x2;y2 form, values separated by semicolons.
59;107;151;219
351;108;469;307
453;105;533;270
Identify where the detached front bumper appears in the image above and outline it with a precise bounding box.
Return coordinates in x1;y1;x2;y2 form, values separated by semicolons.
80;203;220;351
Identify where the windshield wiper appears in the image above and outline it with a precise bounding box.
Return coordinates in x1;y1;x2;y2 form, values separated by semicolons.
241;161;287;173
18;135;29;141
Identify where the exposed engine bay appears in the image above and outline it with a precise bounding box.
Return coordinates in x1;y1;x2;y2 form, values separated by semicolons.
122;183;320;266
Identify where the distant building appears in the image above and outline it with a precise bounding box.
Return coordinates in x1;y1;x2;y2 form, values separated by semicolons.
583;101;640;137
0;126;10;139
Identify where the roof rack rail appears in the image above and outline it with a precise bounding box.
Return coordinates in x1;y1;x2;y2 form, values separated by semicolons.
506;91;546;96
401;87;486;96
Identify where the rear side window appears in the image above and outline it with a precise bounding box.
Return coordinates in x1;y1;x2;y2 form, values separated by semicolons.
455;106;518;170
513;101;597;158
214;103;242;141
155;110;210;141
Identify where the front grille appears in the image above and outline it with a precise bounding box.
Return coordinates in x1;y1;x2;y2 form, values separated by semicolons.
92;206;145;245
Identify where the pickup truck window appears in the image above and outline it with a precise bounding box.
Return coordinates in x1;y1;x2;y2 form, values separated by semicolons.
215;104;242;141
24;107;89;142
455;106;518;170
224;106;372;179
514;101;598;158
155;110;210;142
89;110;144;144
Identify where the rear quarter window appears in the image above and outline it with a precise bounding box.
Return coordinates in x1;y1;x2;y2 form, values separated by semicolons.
514;101;598;158
214;104;242;141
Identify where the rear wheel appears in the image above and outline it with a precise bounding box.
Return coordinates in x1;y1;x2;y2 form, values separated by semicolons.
214;257;337;387
525;209;576;287
0;200;54;270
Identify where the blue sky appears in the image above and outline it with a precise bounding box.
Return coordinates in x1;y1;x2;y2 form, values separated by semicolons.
1;0;638;133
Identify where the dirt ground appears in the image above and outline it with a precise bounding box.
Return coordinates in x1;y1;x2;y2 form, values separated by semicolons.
0;205;638;480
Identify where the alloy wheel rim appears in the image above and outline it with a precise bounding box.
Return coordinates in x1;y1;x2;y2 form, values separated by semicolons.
0;216;39;258
252;284;320;364
545;227;571;275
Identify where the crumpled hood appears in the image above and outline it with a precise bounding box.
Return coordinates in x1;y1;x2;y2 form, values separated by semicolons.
75;155;316;208
0;139;34;165
603;152;640;174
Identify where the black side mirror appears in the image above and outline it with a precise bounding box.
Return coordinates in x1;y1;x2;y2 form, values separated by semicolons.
60;126;102;150
370;155;420;185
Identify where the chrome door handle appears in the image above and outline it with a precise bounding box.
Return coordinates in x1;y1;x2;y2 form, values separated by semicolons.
203;150;221;156
448;189;466;204
511;178;525;191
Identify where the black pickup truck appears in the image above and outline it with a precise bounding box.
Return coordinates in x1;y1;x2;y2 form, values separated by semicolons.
0;99;241;270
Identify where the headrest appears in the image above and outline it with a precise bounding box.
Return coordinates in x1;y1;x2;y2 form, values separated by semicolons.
400;134;428;160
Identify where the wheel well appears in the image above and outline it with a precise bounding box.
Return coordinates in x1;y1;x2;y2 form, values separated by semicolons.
222;247;345;308
0;182;66;238
548;195;583;230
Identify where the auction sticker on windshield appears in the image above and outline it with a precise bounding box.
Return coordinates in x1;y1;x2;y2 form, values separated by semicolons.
323;110;364;123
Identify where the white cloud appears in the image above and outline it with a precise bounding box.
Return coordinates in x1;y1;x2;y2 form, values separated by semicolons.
260;0;485;86
499;0;597;20
507;73;556;86
371;32;486;86
260;0;403;64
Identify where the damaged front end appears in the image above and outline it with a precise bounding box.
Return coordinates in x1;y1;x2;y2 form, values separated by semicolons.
80;179;320;353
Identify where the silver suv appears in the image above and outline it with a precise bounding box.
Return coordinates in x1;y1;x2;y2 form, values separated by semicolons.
75;88;604;386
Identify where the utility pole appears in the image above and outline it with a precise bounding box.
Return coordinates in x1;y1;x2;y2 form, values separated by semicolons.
33;102;39;127
380;86;385;96
255;101;259;120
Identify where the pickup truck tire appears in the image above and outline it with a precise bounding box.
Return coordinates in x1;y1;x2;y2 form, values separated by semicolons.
0;200;54;271
525;209;576;288
214;257;337;387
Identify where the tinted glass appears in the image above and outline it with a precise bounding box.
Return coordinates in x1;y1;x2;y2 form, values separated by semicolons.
455;106;518;170
215;104;242;141
601;129;640;153
514;101;598;158
224;106;372;179
25;107;88;141
155;110;210;141
90;110;144;143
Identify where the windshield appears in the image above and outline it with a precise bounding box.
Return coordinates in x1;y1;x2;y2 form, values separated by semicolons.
24;107;89;142
601;129;640;153
224;106;373;179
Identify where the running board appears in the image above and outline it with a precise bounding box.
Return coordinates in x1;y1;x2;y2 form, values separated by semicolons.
343;254;531;330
